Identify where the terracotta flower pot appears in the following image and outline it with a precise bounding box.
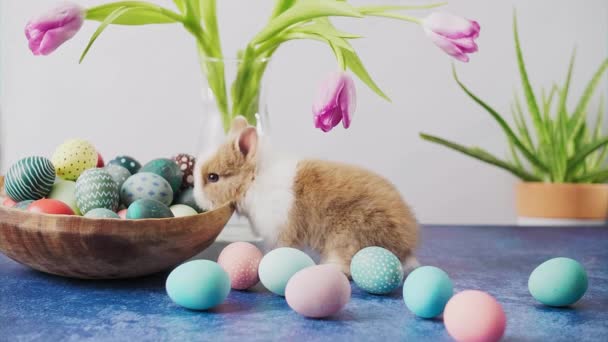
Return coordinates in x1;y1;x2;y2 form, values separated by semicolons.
516;182;608;225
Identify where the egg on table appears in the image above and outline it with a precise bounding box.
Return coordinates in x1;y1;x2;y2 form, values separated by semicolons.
51;139;98;181
258;247;316;296
108;155;141;175
126;199;174;219
528;257;588;307
140;158;183;194
121;172;173;207
75;168;120;214
5;156;56;202
217;242;263;290
48;180;80;215
403;266;453;318
285;264;351;318
27;199;75;215
443;290;506;342
166;260;231;310
350;246;404;295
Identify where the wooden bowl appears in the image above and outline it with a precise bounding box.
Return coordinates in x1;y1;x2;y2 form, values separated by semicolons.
0;203;234;279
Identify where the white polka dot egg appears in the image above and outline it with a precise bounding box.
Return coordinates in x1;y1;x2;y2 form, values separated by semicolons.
217;242;263;290
350;246;404;294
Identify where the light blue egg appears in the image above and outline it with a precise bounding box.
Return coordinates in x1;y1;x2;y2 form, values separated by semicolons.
166;260;230;310
84;208;120;219
403;266;453;318
351;246;404;294
528;257;588;307
121;172;173;207
258;247;315;296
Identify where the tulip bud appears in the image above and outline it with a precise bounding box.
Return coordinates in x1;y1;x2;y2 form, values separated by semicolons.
25;2;85;56
313;72;357;132
422;12;480;63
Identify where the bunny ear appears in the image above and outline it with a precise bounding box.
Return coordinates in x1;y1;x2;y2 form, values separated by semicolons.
229;116;249;136
236;127;258;159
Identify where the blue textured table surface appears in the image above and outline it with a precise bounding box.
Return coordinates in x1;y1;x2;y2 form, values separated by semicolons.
1;225;607;342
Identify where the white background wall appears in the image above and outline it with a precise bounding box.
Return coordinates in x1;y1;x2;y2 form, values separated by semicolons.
1;0;606;224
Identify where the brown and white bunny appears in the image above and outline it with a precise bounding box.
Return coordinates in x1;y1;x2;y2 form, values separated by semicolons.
194;117;419;276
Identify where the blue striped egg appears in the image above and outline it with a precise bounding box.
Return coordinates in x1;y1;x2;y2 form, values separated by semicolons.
75;168;120;214
121;172;173;207
5;156;56;202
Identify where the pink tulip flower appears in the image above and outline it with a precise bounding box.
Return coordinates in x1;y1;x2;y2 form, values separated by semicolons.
25;3;85;56
313;72;357;132
422;12;480;62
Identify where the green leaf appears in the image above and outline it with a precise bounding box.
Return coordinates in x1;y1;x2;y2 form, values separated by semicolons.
513;12;548;146
270;0;298;19
342;46;390;101
420;133;542;181
453;65;547;172
252;0;362;45
86;1;182;25
558;49;575;130
172;0;186;13
80;7;134;63
297;21;362;39
513;93;535;150
566;136;608;174
573;168;608;183
357;3;447;14
570;58;608;128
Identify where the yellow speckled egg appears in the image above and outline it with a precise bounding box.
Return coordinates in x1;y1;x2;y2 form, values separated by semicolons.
51;139;98;181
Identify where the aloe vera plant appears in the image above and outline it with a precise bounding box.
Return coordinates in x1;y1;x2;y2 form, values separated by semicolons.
420;14;608;184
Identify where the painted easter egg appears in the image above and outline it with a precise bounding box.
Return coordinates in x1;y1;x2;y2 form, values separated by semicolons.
166;260;231;310
84;208;120;219
126;199;174;219
27;199;75;215
48;180;80;215
5;156;55;202
528;257;588;307
75;168;120;214
2;198;17;208
121;172;174;207
104;164;131;189
108;156;141;174
173;188;204;212
444;290;506;342
96;152;105;167
51;139;98;181
351;246;404;294
285;264;351;318
140;158;183;194
218;242;263;290
170;204;198;217
117;208;128;219
258;247;315;296
403;266;453;318
173;154;196;189
13;200;34;210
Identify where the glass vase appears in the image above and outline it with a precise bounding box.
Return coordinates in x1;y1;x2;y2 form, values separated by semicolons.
196;58;271;251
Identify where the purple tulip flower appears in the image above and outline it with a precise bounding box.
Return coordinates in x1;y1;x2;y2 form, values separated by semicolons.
25;2;85;56
422;12;480;62
313;72;357;132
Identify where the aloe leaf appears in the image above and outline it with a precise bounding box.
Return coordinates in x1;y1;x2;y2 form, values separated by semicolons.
513;12;548;147
559;49;575;131
453;65;547;172
573;168;608;183
592;96;607;168
86;2;182;24
420;133;542;181
80;7;134;63
567;136;608;174
508;139;524;170
570;58;608;127
342;47;390;101
513;93;535;150
253;0;362;45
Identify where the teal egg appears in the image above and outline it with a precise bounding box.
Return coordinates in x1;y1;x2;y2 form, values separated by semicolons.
173;188;204;212
140;158;183;194
126;199;174;219
84;208;120;219
170;204;198;217
108;155;141;174
13;200;34;210
166;260;231;310
75;168;120;214
528;257;588;307
258;247;315;296
351;247;404;294
403;266;453;318
104;164;131;189
48;180;80;215
5;156;56;202
121;172;173;207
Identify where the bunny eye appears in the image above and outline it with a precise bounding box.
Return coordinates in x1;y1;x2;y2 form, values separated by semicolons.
207;173;219;183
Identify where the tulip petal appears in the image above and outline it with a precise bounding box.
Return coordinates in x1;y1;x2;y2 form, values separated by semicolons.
25;3;84;56
425;28;469;62
312;72;357;132
451;37;478;53
424;12;479;39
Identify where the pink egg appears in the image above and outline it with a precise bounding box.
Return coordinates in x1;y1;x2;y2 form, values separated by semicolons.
3;197;17;208
285;264;351;318
444;290;506;342
217;242;263;290
117;209;128;219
